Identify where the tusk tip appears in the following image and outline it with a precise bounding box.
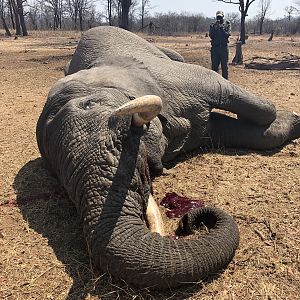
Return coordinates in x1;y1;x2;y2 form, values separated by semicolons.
113;108;122;116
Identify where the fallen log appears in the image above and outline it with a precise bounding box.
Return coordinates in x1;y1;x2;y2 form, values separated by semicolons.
245;54;300;70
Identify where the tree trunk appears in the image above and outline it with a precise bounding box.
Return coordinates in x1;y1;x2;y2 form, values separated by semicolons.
1;13;12;36
108;0;112;26
59;0;62;29
11;0;21;35
8;0;15;29
117;1;122;27
16;0;28;36
268;31;274;41
120;0;131;30
79;9;83;31
232;41;243;65
259;18;263;35
141;4;145;32
53;14;58;30
29;12;38;30
240;13;246;44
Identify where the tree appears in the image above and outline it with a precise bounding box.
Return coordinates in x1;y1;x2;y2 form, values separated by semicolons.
284;5;299;34
257;0;271;34
285;6;297;21
38;1;53;29
66;0;79;29
102;0;122;26
128;0;138;28
66;0;93;31
0;0;12;36
16;0;28;35
106;0;113;25
120;0;132;30
226;11;240;30
10;0;21;34
294;0;300;11
140;0;150;31
78;0;92;31
232;41;243;64
27;1;40;30
8;0;28;35
217;0;257;44
8;0;15;29
44;0;64;30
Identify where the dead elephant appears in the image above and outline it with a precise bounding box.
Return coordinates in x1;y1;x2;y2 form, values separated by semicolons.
36;26;300;289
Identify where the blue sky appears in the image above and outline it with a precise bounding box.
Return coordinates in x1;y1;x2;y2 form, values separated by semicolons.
148;0;297;19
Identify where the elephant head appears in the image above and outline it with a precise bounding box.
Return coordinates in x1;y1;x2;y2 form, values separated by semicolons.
36;83;239;288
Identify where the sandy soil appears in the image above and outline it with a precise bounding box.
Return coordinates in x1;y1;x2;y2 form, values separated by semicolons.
0;30;300;299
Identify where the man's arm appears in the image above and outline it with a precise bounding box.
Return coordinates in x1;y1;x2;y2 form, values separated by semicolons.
221;21;231;38
226;21;231;36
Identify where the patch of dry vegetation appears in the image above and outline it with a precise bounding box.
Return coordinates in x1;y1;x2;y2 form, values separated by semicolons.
0;31;300;299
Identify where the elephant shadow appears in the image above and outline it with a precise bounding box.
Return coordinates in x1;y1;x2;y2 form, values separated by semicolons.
163;144;284;170
14;158;209;299
14;158;96;299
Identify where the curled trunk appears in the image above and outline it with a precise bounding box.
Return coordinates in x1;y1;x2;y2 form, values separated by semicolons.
90;206;239;289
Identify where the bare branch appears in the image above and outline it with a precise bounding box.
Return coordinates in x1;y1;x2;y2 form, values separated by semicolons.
217;0;240;4
248;0;257;6
218;0;259;43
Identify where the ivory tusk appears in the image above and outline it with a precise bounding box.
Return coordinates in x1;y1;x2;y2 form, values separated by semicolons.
114;95;162;126
146;194;166;236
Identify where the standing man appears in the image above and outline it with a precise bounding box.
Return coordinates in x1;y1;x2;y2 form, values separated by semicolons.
209;11;231;79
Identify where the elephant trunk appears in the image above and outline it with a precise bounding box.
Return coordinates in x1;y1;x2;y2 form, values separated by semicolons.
89;206;239;289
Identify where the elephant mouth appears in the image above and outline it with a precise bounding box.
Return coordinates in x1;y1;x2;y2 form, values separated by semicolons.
145;192;206;237
160;192;205;218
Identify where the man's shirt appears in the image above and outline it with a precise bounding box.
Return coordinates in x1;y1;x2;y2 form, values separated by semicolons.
209;21;231;47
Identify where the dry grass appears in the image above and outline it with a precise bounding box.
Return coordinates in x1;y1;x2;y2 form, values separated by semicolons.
0;30;300;299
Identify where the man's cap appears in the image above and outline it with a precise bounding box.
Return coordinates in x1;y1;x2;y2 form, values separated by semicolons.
216;10;224;17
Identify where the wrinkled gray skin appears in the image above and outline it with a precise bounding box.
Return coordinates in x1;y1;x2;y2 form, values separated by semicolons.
37;26;299;289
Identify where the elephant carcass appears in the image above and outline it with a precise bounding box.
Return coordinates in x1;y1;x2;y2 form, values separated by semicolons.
36;26;300;289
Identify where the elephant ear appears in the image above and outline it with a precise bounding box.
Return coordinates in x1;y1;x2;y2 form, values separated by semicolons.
156;46;185;62
114;95;162;127
161;114;191;155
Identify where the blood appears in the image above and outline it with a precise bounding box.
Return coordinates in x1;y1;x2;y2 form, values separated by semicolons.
169;233;179;240
160;192;204;218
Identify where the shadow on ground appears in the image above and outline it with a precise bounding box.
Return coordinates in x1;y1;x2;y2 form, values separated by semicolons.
163;144;283;170
13;158;207;299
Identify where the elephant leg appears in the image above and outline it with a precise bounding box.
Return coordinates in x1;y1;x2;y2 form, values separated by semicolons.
210;81;277;126
146;195;166;236
209;111;300;150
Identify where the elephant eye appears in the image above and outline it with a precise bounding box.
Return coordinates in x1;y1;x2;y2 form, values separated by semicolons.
82;99;96;110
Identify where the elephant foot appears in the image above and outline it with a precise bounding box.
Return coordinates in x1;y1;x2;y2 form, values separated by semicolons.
290;111;300;140
146;194;166;236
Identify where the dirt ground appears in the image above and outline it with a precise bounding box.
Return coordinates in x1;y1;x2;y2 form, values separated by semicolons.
0;30;300;300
